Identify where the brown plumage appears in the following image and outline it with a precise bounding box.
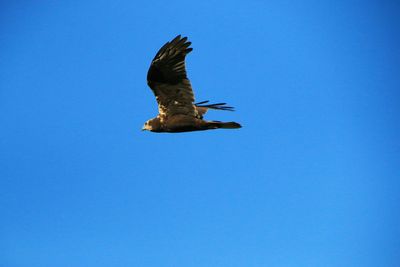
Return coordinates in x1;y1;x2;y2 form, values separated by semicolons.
142;35;241;133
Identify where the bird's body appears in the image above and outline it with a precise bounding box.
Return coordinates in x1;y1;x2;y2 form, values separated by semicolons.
143;35;241;133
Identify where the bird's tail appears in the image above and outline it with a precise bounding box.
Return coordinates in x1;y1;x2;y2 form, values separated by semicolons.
206;121;242;129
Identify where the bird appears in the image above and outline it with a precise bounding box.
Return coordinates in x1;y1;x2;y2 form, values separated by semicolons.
142;35;242;133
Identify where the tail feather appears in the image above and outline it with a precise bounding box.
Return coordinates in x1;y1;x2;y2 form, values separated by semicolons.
207;121;242;129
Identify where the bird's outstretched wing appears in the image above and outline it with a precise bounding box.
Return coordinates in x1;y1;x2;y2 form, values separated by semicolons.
147;35;196;119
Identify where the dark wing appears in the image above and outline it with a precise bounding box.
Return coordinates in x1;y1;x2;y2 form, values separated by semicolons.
147;35;196;119
195;101;235;119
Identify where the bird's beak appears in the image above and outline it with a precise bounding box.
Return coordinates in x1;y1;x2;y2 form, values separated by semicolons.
141;127;146;131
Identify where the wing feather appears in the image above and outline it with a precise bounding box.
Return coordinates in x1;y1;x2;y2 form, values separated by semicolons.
147;35;196;118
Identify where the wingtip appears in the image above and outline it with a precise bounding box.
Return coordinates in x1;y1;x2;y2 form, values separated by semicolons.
172;34;181;41
194;101;235;111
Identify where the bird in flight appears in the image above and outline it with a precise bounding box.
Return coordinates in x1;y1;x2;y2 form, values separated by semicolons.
142;35;242;133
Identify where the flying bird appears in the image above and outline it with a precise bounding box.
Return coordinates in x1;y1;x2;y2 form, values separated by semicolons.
142;35;242;133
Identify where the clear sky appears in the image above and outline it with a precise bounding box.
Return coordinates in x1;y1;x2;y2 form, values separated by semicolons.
1;1;399;266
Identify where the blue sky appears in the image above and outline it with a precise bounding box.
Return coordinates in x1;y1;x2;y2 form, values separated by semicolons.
1;1;399;266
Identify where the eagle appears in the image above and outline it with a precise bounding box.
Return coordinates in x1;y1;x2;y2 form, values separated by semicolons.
142;35;242;133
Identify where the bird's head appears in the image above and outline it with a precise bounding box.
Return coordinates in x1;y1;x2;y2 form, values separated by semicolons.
142;118;161;132
142;120;152;131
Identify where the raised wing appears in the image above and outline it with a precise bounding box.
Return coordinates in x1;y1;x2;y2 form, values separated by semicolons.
147;35;196;119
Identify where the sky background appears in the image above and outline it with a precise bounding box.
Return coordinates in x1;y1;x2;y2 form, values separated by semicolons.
1;1;399;266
